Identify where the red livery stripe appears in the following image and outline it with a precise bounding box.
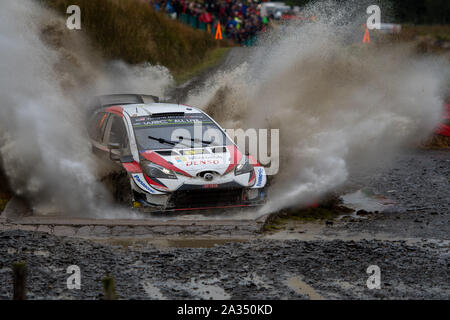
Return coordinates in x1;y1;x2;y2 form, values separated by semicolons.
224;145;243;174
106;106;123;118
248;170;256;186
122;161;142;173
141;151;192;177
248;155;261;166
143;174;168;190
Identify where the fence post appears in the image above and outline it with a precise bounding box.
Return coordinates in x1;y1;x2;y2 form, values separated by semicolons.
12;262;27;300
102;275;117;300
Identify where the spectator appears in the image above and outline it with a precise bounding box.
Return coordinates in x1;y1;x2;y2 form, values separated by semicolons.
146;0;272;44
199;9;213;28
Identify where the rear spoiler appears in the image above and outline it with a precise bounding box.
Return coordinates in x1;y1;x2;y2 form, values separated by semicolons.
89;94;159;112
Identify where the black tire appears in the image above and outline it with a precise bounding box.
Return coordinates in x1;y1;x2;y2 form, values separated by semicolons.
101;170;133;207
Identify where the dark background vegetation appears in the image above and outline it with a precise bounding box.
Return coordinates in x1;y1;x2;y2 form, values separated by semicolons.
285;0;450;24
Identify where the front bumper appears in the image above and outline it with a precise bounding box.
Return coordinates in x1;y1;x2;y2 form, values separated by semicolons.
135;186;266;212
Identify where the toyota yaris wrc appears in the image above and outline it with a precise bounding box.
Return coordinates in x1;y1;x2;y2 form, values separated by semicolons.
87;94;267;212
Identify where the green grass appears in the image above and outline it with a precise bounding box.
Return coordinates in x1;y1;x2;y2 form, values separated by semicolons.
37;0;226;74
263;217;286;231
263;198;353;232
0;193;10;213
263;207;337;232
173;47;230;84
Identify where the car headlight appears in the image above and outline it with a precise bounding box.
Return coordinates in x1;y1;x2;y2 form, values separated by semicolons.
235;156;254;176
141;161;177;179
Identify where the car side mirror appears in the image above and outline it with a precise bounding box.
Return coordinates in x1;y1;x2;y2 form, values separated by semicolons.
120;155;134;163
108;142;120;150
108;142;121;161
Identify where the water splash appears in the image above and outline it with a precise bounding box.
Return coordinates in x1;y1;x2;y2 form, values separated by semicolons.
187;0;448;216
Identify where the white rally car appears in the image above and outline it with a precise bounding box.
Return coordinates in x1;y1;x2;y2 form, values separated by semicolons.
87;94;267;212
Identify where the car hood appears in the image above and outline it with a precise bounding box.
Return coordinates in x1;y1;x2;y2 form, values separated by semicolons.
140;145;243;177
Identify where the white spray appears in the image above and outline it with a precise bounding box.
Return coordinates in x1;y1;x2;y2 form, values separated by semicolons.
187;1;448;216
0;0;173;217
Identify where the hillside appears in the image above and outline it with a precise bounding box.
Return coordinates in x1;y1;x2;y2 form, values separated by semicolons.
37;0;223;74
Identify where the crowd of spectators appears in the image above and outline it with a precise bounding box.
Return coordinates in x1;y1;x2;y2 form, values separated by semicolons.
145;0;269;44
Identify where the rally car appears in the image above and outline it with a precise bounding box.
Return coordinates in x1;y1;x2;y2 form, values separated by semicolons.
87;94;267;212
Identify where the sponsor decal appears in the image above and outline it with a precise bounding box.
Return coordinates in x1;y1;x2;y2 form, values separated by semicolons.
256;168;264;187
181;149;207;155
202;184;219;189
173;152;226;166
133;174;155;193
186;160;220;166
131;114;213;127
174;156;188;163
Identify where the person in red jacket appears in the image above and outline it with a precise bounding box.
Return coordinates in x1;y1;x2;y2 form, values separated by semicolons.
199;9;213;31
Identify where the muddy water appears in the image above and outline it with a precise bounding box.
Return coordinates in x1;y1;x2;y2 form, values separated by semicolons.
341;189;395;213
286;276;324;300
94;238;248;249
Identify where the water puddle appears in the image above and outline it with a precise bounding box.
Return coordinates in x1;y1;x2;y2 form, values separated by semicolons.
96;237;247;249
158;278;230;300
341;188;395;213
142;280;166;299
188;278;230;300
33;249;51;257
286;276;324;300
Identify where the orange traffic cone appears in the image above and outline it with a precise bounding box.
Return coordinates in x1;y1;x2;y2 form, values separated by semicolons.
362;27;370;43
215;22;222;40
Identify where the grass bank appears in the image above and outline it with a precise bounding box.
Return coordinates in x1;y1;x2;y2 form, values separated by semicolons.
37;0;226;74
173;47;230;84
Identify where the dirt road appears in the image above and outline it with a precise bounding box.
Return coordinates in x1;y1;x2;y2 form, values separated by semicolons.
0;47;449;299
0;149;448;299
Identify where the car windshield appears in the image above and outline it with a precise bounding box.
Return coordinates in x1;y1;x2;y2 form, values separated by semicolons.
131;113;232;151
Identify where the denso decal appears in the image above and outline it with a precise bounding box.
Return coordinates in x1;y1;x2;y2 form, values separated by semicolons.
186;160;220;166
133;174;155;193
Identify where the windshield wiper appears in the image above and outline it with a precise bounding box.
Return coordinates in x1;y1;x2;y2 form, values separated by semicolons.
148;135;190;147
176;136;215;145
148;135;176;146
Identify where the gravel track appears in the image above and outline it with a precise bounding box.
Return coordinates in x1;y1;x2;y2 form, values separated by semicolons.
337;149;450;240
0;230;448;300
0;46;449;300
